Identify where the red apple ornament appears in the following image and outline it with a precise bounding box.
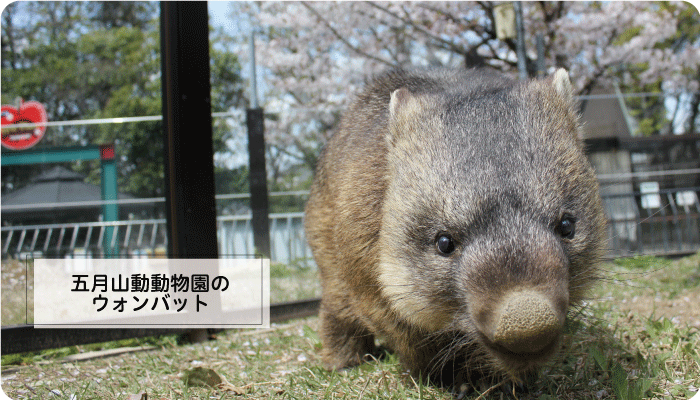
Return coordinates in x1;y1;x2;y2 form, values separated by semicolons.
1;100;48;150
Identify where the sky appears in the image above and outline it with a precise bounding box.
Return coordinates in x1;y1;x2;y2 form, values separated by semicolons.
209;1;252;37
208;1;234;33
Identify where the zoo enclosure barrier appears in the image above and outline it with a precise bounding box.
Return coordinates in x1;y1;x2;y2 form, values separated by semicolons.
600;185;700;258
2;185;700;262
1;212;311;266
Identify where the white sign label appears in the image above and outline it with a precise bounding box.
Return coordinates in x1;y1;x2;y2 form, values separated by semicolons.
34;258;269;328
640;181;661;209
676;191;698;207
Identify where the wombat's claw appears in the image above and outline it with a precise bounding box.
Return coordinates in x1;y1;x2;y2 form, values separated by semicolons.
496;380;529;399
454;383;470;399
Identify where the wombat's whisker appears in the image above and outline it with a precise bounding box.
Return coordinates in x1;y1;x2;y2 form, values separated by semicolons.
428;333;471;380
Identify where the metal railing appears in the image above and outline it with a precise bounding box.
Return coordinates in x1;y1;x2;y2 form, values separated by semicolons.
2;219;166;259
602;187;700;258
217;212;311;265
2;188;699;261
1;212;312;266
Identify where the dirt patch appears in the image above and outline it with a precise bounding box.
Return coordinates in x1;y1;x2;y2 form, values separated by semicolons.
595;252;700;328
618;288;700;328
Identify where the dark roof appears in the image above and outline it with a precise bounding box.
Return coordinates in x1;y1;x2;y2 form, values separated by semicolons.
580;88;632;139
1;166;145;225
2;166;133;206
31;166;85;183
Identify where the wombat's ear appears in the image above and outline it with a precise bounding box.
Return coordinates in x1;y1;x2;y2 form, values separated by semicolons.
551;69;574;103
388;88;424;145
389;87;415;119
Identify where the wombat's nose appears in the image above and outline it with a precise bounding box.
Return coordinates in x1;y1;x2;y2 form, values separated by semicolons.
493;291;562;354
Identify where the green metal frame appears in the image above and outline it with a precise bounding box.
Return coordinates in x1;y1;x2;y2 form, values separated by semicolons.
1;145;101;165
2;145;119;257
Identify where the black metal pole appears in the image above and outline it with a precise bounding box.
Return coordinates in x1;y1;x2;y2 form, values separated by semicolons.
246;108;271;258
536;34;545;78
159;1;218;259
160;1;219;343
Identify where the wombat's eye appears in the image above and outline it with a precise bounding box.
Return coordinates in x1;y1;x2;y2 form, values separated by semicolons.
436;234;456;255
558;214;576;239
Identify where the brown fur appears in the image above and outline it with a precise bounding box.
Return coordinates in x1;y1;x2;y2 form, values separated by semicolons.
304;68;607;386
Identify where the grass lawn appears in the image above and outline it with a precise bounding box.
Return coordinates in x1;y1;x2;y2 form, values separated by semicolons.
1;253;699;399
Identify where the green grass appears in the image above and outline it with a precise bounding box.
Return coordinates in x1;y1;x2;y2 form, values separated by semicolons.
0;335;178;367
1;253;699;399
584;252;700;399
1;259;33;326
270;260;321;303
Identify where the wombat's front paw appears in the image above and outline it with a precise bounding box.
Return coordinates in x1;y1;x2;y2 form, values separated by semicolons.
321;349;360;371
321;348;378;371
319;311;377;370
454;373;536;399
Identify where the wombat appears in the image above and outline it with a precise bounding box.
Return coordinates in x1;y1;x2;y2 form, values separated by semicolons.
304;67;607;387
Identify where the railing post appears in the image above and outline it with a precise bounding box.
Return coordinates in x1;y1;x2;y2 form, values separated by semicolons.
247;108;271;258
159;1;219;259
100;144;118;258
160;1;219;344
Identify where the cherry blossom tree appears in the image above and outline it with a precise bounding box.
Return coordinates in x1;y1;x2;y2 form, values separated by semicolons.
227;1;699;178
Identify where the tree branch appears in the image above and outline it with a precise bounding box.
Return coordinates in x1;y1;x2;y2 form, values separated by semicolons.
415;3;487;36
365;1;469;56
299;2;395;68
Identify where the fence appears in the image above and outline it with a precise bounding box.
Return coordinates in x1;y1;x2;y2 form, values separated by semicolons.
2;187;699;261
1;212;311;265
602;186;700;258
